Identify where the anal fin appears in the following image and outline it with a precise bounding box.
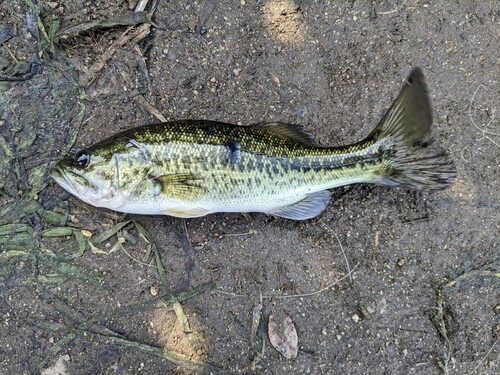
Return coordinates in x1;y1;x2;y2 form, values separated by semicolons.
267;190;331;220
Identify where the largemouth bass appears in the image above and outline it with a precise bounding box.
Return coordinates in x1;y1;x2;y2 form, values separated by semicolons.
51;68;456;220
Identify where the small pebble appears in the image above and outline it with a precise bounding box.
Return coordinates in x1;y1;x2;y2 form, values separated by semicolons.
359;298;377;318
150;285;158;296
81;230;92;238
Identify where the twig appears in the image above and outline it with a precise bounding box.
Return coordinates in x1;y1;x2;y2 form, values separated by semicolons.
319;219;352;282
121;245;156;268
262;263;358;299
378;9;398;15
132;94;167;122
115;48;165;122
428;289;451;374
468;84;499;147
216;264;359;299
468;338;499;375
134;221;170;290
216;289;247;298
217;230;256;239
135;0;150;13
81;113;97;126
4;45;19;63
133;44;151;88
81;23;151;86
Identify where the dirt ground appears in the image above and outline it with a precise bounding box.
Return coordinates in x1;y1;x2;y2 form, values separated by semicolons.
0;1;498;374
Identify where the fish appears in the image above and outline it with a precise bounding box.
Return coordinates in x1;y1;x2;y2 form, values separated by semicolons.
51;68;456;220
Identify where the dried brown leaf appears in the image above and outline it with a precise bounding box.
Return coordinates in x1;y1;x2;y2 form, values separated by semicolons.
268;311;298;359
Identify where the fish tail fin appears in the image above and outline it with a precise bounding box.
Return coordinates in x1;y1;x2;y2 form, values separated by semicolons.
365;68;457;191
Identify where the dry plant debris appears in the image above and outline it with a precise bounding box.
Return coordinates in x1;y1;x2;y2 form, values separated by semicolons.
268;310;299;359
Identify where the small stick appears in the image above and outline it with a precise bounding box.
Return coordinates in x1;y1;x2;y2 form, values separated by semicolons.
469;84;499;147
82;23;151;87
378;10;398;15
262;263;359;299
133;95;167;122
319;219;353;282
135;0;150;12
216;264;359;299
468;338;499;375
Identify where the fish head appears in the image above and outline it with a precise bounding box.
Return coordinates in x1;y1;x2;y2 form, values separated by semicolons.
50;143;134;209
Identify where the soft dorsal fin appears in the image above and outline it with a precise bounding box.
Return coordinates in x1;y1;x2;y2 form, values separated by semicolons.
254;122;318;147
151;173;205;200
266;190;331;220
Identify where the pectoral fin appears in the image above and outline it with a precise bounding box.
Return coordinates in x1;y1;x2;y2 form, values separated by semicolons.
267;190;331;220
152;173;205;200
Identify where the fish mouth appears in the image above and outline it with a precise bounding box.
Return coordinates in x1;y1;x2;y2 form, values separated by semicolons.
50;165;64;180
50;165;87;197
50;165;118;208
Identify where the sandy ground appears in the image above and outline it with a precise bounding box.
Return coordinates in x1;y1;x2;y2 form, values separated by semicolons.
0;1;498;374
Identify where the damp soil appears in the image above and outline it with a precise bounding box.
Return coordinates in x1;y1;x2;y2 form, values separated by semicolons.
0;1;498;374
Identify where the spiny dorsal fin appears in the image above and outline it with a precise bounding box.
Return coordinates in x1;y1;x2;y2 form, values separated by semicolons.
152;173;205;200
254;122;319;147
267;190;331;220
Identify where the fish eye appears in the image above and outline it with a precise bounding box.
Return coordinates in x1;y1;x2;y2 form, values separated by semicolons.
74;150;91;169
